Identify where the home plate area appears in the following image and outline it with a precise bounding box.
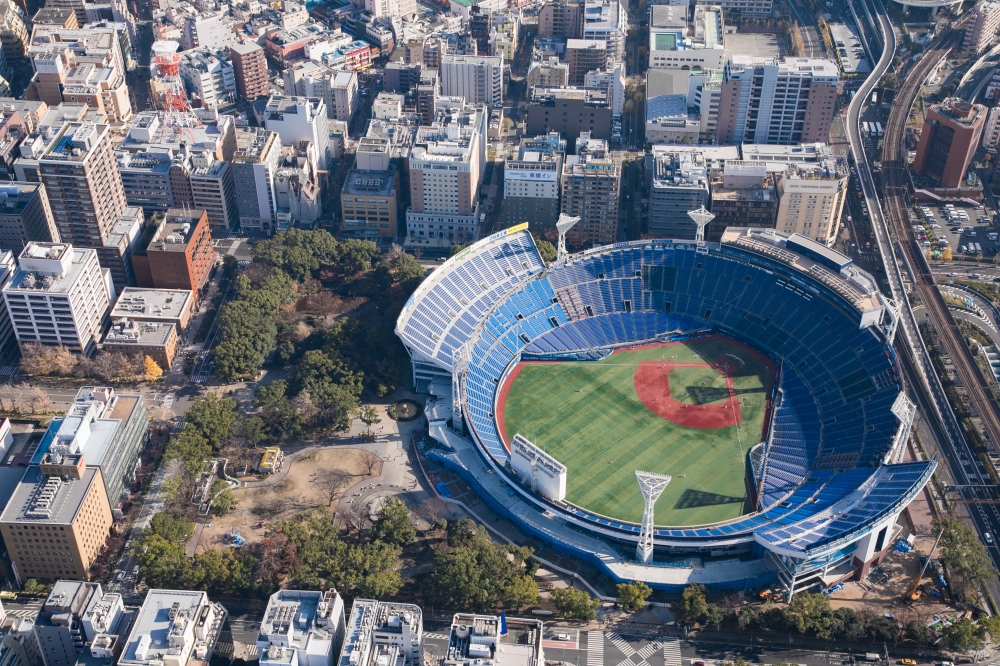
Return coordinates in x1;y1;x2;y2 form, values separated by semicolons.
606;633;681;666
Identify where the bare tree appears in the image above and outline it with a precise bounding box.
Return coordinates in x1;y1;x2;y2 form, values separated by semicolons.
312;469;351;506
358;450;382;476
23;386;49;414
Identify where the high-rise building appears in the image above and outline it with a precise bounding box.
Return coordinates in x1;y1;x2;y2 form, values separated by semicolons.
913;97;988;188
964;0;1000;53
440;55;503;105
0;464;112;583
190;153;238;231
341;140;400;239
131;209;216;293
37;122;126;249
708;161;778;241
503;132;565;232
257;590;346;666
405;100;486;250
263;95;331;169
416;71;437;125
560;133;621;247
119;591;227;666
332;71;359;122
0;250;15;353
336;600;422;666
538;0;582;39
0;0;27;66
2;243;112;355
717;56;839;145
33;581;102;666
647;149;709;239
581;0;626;57
0;183;59;253
526;86;613;144
775;158;849;245
283;61;359;122
232;127;281;234
565;39;607;86
96;205;143;292
179;48;236;110
230;41;269;101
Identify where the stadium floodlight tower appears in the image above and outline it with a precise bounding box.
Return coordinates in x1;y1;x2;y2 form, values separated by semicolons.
635;471;671;564
555;214;580;260
687;206;715;252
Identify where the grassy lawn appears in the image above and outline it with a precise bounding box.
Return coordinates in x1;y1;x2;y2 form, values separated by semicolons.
501;337;774;526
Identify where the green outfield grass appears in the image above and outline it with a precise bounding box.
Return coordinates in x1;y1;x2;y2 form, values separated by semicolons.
501;337;775;526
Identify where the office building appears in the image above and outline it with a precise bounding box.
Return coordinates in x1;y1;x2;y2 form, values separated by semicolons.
0;615;41;666
2;243;111;355
264;96;331;169
526;58;569;87
341;163;401;239
31;8;77;29
111;288;194;332
190;154;238;231
740;141;836;163
503;133;565;232
282;62;359;122
717;56;839;145
560;133;621;247
336;601;421;666
775;158;849;245
964;0;1000;53
444;614;543;666
119;591;227;666
81;590;124;641
0;251;14;353
648;149;709;239
230;42;269;101
131;209;216;294
365;0;416;20
232;127;281;234
913;97;988;188
707;161;778;241
97;206;143;293
405;101;486;250
583;64;626;116
257;590;345;666
416;71;438;125
0;183;58;253
384;62;422;94
0;98;46;132
33;581;102;666
37;386;149;516
581;0;626;57
539;0;583;38
102;318;178;369
649;4;725;71
332;71;360;122
0;0;27;65
526;86;613;143
37;122;126;249
696;0;770;18
645;94;701;144
565;40;607;86
440;55;503;105
0;465;112;583
179;48;235;110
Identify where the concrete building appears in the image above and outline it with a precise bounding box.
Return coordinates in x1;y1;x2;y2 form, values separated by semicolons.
37;386;149;516
179;48;235;110
696;0;770;18
443;614;544;666
282;62;359;122
0;465;112;583
33;581;102;666
645;94;701;144
526;58;569;87
0;615;42;666
740;141;836;163
230;42;269;101
190;154;238;231
232;127;281;234
583;64;626;116
648;149;709;239
560;133;621;247
707;161;778;241
405;100;486;250
97;206;143;293
341;163;400;239
964;0;1000;53
503;133;565;232
331;71;359;123
131;209;216;294
717;56;839;145
416;71;438;125
31;8;77;29
364;0;416;20
984;104;1000;153
102;318;178;369
581;0;626;57
649;4;725;72
775;158;849;245
2;243;111;355
264;96;331;169
913;97;988;188
384;62;422;94
118;591;227;666
0;250;15;353
336;601;421;666
0;183;58;253
257;590;346;666
111;288;194;332
0;0;27;66
538;0;583;39
526;86;613;143
37;122;126;250
179;10;230;52
440;55;503;106
565;40;607;86
81;590;124;641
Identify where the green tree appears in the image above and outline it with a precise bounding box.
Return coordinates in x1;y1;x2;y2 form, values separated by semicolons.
934;518;998;595
447;518;480;548
536;240;557;263
252;229;339;280
164;424;212;477
358;404;381;435
945;617;987;651
148;512;194;543
450;245;468;257
211;480;237;516
617;581;652;611
21;579;49;595
784;592;832;637
980;615;1000;642
335;239;380;274
503;575;540;612
680;583;709;624
703;604;724;631
185;393;238;450
880;72;901;89
551;587;600;620
371;497;416;547
134;534;191;588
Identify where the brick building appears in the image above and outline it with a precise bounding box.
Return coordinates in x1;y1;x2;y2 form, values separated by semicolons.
131;209;216;295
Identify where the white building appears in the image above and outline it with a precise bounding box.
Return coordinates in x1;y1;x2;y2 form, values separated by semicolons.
1;243;112;356
119;590;227;666
444;614;544;666
582;0;627;58
82;592;124;642
365;0;416;20
179;48;235;109
775;158;850;246
584;64;626;115
440;55;503;106
332;70;359;122
232;127;281;235
257;590;346;666
264;95;332;169
336;601;421;666
964;0;1000;53
648;4;725;72
695;0;771;19
283;61;358;122
177;10;231;51
984;105;1000;153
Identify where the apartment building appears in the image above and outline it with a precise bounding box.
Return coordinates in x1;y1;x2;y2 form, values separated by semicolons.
527;57;569;87
119;591;227;666
774;158;849;245
708;161;778;241
33;580;101;666
440;55;503;105
283;61;358;122
2;243;112;355
964;0;1000;53
560;133;621;247
190;153;238;231
37;122;126;249
504;132;565;232
264;95;331;169
717;56;839;145
232;127;281;234
179;48;235;110
913;97;988;188
565;40;607;86
258;590;346;666
648;149;710;239
0;0;27;65
538;0;583;38
0;464;112;583
336;601;421;666
526;86;613;143
230;41;269;100
582;0;626;57
131;209;216;293
0;183;58;253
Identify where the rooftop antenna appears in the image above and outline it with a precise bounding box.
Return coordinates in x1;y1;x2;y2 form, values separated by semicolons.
635;470;671;564
555;214;580;260
687;205;715;248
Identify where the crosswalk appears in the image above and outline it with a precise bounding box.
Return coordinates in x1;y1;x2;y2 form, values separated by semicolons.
662;638;682;666
246;645;259;657
587;631;604;666
424;632;450;641
7;609;38;619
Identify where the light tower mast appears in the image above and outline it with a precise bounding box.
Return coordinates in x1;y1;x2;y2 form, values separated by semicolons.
635;471;671;564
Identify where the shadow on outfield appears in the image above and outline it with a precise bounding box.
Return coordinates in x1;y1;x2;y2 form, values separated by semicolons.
685;384;764;405
674;488;745;509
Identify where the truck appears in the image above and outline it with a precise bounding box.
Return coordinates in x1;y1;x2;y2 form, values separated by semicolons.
977;242;983;254
872;91;878;104
863;122;872;136
875;122;884;137
864;654;880;662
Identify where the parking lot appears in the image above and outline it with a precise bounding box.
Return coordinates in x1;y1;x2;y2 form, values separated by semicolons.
829;23;870;74
914;201;999;258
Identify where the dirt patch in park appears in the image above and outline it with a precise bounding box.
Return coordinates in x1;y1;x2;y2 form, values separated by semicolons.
195;448;375;553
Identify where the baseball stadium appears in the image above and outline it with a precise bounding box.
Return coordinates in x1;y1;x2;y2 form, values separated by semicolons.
396;225;934;595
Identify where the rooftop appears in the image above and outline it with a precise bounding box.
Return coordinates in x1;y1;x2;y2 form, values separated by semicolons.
0;183;44;217
41;123;106;163
119;590;226;666
343;168;396;196
0;465;102;524
103;319;175;347
140;210;206;254
235;127;278;163
257;590;343;666
727;55;840;80
111;288;193;322
338;600;422;666
445;614;543;666
529;86;610;106
5;243;93;294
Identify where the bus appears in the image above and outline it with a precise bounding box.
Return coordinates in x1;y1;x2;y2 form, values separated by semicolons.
871;91;878;104
863;122;872;135
875;122;884;136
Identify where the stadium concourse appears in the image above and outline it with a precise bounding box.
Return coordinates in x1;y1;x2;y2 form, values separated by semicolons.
395;225;934;596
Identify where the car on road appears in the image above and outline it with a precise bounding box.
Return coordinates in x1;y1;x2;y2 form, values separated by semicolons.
970;273;981;279
986;532;994;545
948;272;959;277
556;634;572;641
900;660;916;665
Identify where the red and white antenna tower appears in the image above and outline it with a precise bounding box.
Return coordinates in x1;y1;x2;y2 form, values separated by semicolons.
151;39;202;142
